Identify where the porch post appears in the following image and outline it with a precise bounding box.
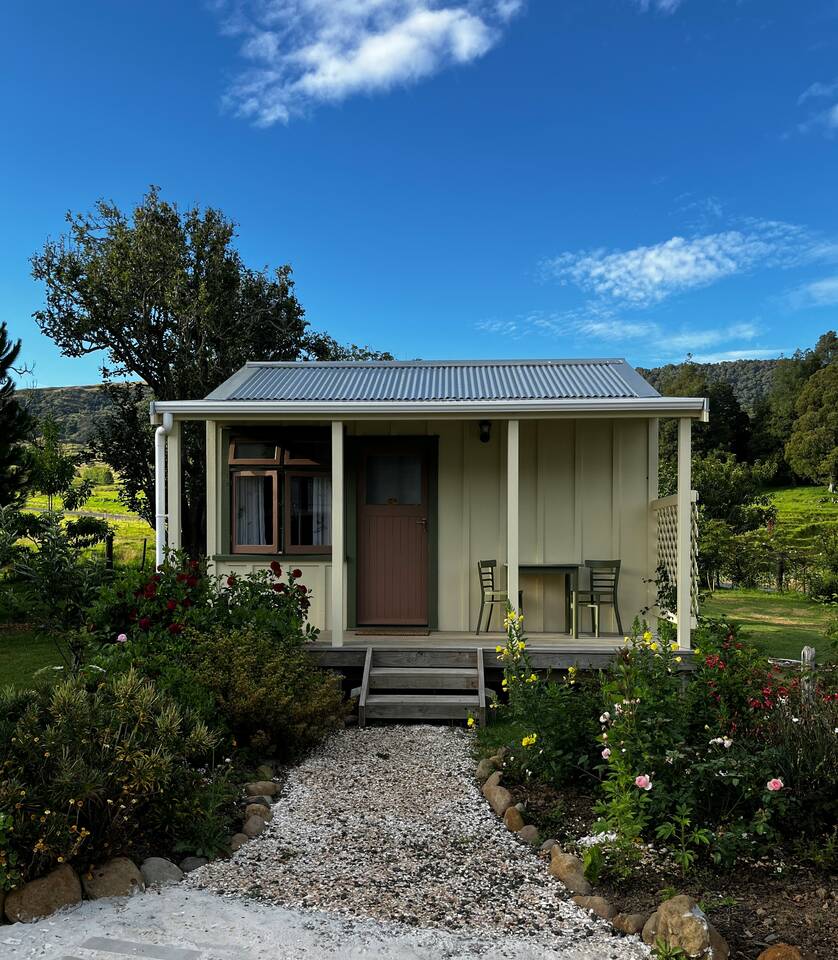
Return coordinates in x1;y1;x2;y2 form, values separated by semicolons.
507;419;520;615
331;421;344;647
676;417;692;650
166;421;182;552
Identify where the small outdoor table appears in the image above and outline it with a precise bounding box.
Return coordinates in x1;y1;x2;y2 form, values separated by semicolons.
507;563;581;638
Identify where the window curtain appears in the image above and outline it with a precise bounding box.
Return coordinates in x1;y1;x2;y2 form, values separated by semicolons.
237;475;267;545
311;476;331;545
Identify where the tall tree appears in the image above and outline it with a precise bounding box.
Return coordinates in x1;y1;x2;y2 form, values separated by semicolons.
785;361;838;491
31;187;389;554
0;322;32;506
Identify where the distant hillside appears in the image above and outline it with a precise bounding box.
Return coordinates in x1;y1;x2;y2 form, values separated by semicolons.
17;385;119;444
638;358;779;410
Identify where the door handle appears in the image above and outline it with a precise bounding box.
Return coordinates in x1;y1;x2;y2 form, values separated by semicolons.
416;518;427;527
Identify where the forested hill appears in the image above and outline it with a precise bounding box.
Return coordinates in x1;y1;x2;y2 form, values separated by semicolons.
17;385;117;444
638;358;779;409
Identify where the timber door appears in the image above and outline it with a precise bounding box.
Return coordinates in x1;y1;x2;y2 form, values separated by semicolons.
357;443;429;625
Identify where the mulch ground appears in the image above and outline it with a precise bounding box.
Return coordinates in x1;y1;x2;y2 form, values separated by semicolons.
516;780;838;960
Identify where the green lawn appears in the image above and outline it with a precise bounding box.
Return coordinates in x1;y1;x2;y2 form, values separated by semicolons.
0;626;64;687
770;484;838;549
701;588;833;660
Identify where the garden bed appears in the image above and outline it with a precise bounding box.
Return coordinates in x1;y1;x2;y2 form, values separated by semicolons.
515;780;838;959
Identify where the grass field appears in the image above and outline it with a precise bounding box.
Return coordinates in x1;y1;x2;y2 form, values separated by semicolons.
770;484;838;548
0;626;64;687
702;588;833;660
24;482;154;568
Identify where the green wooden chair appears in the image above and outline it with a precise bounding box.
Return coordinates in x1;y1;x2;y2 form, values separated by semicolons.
476;560;523;633
571;560;623;637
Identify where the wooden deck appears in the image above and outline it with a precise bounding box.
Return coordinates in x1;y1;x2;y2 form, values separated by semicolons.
309;630;676;671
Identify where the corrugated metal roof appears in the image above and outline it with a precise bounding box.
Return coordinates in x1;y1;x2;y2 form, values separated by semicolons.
207;360;659;403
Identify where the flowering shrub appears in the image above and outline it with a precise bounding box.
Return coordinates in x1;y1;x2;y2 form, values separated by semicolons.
489;608;599;786
0;669;227;886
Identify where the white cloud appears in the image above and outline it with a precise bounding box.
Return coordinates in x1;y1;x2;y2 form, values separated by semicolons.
544;221;819;307
635;0;685;13
686;348;788;363
797;77;838;137
216;1;522;125
663;323;759;353
789;275;838;309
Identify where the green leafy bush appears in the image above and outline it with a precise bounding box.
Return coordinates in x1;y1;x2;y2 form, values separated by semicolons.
0;669;229;886
186;624;345;760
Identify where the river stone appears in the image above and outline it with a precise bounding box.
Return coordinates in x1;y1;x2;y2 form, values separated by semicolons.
643;895;716;958
613;912;650;935
140;857;183;888
573;895;617;920
243;795;274;809
481;771;503;795
5;864;82;922
757;946;804;960
484;785;513;817
230;832;250;852
503;806;525;831
245;802;272;821
709;923;730;960
540;837;558;853
82;857;144;900
256;764;275;781
243;814;267;838
548;847;592;896
475;758;497;782
179;856;209;872
517;824;540;844
245;780;277;797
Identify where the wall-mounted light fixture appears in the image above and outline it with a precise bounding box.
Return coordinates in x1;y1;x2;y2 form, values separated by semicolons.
478;420;492;444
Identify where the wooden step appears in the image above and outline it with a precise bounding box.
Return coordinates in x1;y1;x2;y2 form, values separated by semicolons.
371;649;478;668
369;667;479;690
363;693;479;720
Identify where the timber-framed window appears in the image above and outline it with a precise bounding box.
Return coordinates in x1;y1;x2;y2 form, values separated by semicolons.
229;429;331;555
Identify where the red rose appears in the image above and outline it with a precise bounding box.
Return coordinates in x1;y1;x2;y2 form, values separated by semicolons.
139;617;151;630
168;622;183;634
291;568;302;579
227;575;236;586
189;559;199;570
143;583;157;599
186;575;198;588
272;583;284;593
270;560;282;576
176;573;188;583
297;584;307;594
166;599;177;611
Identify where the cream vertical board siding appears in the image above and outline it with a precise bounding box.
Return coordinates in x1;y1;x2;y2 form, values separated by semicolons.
209;417;652;634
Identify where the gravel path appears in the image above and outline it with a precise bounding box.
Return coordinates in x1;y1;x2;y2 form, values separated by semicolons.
188;725;648;957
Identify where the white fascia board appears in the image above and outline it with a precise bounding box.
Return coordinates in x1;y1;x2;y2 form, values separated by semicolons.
150;396;709;420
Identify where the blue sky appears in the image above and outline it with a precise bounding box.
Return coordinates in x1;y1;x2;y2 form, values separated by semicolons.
2;0;838;387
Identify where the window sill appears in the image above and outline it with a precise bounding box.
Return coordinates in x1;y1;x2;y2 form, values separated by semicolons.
214;552;333;563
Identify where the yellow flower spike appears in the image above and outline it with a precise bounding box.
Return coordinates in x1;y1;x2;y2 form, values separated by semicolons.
495;645;504;654
649;642;658;651
670;642;679;652
675;656;682;663
467;716;476;728
521;733;538;748
642;630;653;643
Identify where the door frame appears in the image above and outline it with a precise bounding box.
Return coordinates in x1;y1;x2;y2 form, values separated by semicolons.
347;435;438;630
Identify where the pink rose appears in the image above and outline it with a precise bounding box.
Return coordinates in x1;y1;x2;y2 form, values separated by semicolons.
634;774;652;791
766;778;784;792
601;747;611;759
116;633;128;644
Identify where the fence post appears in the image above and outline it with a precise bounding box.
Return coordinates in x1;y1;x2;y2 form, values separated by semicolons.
801;645;816;707
105;532;114;571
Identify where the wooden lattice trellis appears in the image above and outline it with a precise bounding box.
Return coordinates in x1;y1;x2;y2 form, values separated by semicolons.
652;492;699;623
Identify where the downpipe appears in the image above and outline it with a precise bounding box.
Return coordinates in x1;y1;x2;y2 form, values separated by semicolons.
154;413;174;569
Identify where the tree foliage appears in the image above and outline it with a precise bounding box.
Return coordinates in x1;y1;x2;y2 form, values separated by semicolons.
0;322;32;506
786;361;838;491
31;187;390;553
